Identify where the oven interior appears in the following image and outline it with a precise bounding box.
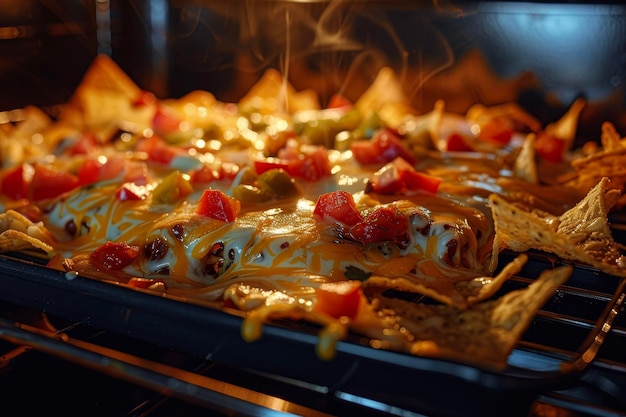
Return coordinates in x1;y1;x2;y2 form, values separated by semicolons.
1;1;626;416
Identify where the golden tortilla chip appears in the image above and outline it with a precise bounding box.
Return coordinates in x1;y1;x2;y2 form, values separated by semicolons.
544;97;586;153
489;177;626;276
238;68;320;115
513;133;538;184
356;66;410;115
0;210;54;253
599;120;625;152
569;122;626;198
71;54;142;103
61;55;154;136
567;122;626;200
466;101;542;134
363;254;528;309
367;264;572;370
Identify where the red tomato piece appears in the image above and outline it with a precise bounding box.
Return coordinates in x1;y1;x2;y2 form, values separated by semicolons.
77;158;101;186
189;165;221;183
348;206;409;247
313;190;363;226
30;164;79;201
534;132;565;163
220;161;241;181
196;189;241;222
326;93;353;109
133;90;157;107
314;280;362;319
123;160;150;185
369;161;405;194
258;146;331;181
351;128;416;166
400;169;442;194
90;241;140;270
446;133;474;152
478;118;514;144
191;162;241;184
67;133;98;156
135;135;182;164
254;157;289;176
369;157;440;195
115;183;149;201
152;105;182;135
0;164;30;200
77;156;128;186
284;147;331;181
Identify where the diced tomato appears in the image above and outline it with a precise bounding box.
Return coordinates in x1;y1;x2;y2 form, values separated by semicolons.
0;164;30;200
115;183;150;201
283;146;331;181
368;161;405;194
196;189;241;222
314;280;362;319
220;161;241;181
67;133;98;156
77;156;127;186
313;190;363;226
189;165;220;183
135;135;182;165
190;162;241;184
90;241;140;270
477;118;514;144
534;132;565;163
446;133;474;152
77;158;101;186
256;145;331;181
133;90;157;107
123;160;150;185
152;105;182;135
30;164;79;201
400;169;441;194
348;206;409;247
326;93;353;110
128;277;167;291
369;157;441;195
351;128;416;166
254;157;289;176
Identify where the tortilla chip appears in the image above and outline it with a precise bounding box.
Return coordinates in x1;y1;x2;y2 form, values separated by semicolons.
363;254;528;309
0;210;54;253
513;133;538;183
544;97;586;152
568;122;626;196
356;66;410;115
489;177;626;276
599;120;625;152
71;54;142;103
59;55;155;136
367;264;572;370
466;101;542;133
238;68;320;115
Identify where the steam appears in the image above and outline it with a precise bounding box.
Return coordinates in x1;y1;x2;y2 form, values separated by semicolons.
170;0;461;106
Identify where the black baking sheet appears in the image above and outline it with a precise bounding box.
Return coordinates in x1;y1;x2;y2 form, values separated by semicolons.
0;250;623;416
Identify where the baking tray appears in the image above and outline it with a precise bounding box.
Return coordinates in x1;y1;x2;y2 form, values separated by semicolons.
0;248;624;417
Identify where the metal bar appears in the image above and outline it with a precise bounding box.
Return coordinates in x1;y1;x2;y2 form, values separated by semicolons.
0;319;333;417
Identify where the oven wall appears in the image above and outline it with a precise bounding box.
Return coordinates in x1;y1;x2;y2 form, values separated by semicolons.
1;0;625;141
